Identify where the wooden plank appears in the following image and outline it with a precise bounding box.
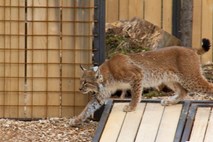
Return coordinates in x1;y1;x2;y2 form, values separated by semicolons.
192;0;202;54
32;0;47;118
119;0;129;20
144;0;162;27
204;108;213;142
75;0;93;116
24;0;34;118
135;103;164;142
129;0;144;19
106;0;119;22
100;103;127;142
155;104;182;142
0;0;5;117
47;0;61;117
190;107;211;142
4;0;19;118
61;0;75;117
162;0;172;33
201;0;213;63
117;103;146;142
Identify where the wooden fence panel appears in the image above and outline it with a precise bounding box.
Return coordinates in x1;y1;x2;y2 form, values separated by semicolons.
0;0;94;119
106;0;172;33
192;0;213;63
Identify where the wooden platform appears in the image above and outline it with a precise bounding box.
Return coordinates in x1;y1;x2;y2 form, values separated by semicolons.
93;100;213;142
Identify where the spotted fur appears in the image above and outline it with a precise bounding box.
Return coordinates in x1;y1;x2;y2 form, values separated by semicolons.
70;38;213;126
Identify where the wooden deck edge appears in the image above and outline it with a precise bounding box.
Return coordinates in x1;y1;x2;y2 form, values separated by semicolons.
92;99;213;142
93;99;113;142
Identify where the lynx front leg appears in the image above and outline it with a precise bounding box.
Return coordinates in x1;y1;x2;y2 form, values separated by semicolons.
69;98;103;126
123;79;143;112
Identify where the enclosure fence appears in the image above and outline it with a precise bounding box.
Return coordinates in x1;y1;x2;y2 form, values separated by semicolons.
106;0;213;63
0;0;94;119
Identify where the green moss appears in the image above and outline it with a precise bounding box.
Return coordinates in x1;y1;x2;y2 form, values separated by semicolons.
106;33;150;58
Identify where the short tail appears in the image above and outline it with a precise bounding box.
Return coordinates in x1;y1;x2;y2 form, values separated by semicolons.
197;38;211;55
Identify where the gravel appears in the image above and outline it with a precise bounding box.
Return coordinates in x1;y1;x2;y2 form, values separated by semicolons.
0;118;98;142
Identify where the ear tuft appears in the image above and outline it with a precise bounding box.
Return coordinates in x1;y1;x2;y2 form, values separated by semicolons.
80;65;86;71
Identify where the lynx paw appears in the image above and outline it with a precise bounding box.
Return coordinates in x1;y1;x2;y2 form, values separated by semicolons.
123;105;136;112
161;97;180;106
161;99;170;106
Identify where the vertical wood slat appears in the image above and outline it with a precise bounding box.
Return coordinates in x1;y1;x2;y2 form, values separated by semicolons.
117;103;146;142
162;0;172;33
61;0;75;117
119;0;129;20
204;108;213;142
47;0;61;117
192;0;202;51
18;0;27;118
0;0;5;117
4;0;20;118
100;103;127;142
135;103;164;142
31;0;47;118
144;0;162;27
201;0;213;63
190;107;211;142
129;0;144;19
106;0;119;22
155;104;182;142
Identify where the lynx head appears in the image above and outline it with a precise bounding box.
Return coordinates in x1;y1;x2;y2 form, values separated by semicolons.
79;65;103;94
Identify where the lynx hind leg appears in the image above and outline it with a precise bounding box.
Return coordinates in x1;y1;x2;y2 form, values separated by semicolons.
182;77;213;96
161;82;187;106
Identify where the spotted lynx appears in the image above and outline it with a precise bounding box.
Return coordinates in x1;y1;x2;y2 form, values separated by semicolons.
69;38;213;126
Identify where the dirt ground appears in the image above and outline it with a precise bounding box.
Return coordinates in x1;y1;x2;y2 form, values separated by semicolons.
0;118;98;142
0;93;212;142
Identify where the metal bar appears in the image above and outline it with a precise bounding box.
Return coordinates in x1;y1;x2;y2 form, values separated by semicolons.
93;0;105;65
181;103;213;142
172;0;181;39
174;101;191;142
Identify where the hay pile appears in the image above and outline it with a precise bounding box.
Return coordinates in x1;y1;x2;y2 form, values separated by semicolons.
106;18;181;58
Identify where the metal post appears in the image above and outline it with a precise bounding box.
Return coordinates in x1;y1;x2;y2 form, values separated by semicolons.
172;0;181;39
93;0;106;66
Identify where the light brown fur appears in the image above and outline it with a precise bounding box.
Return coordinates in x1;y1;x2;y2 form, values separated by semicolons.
70;43;213;126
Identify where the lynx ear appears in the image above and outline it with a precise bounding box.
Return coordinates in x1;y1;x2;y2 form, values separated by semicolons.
95;69;103;82
80;65;86;71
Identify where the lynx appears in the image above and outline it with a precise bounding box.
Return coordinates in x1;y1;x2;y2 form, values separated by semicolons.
69;38;213;126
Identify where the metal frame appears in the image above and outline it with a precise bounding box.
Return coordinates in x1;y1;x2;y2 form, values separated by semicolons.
181;102;213;142
93;0;106;66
